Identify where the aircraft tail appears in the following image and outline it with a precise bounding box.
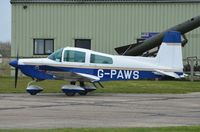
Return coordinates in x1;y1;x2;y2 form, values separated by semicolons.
155;31;183;72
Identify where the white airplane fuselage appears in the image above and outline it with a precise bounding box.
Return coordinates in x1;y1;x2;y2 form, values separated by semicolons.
15;44;183;82
9;31;184;95
10;31;184;82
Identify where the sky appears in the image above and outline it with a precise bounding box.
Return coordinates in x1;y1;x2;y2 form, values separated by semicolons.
0;0;11;42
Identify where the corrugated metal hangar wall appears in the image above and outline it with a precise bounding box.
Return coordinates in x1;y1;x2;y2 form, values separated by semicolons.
11;0;200;59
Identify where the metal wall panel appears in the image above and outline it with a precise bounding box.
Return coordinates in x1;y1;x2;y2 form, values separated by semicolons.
11;3;200;59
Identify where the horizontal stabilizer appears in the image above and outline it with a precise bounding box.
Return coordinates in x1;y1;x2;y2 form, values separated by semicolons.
155;69;181;79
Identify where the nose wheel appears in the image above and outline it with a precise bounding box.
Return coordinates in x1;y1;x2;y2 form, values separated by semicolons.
26;80;43;95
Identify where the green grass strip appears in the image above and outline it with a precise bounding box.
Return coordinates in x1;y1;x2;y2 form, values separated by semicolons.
1;126;200;132
0;77;200;94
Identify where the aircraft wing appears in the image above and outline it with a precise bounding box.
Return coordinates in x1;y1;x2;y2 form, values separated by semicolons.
154;69;181;79
75;73;100;82
47;71;100;82
48;71;100;82
38;65;100;82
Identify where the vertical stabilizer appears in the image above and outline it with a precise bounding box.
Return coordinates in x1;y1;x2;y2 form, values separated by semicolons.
156;31;183;71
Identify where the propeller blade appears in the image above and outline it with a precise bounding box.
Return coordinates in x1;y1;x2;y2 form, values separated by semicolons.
15;50;19;88
9;50;20;88
15;67;18;88
16;50;19;60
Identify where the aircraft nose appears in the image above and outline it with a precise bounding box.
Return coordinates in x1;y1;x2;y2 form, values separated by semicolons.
9;60;18;68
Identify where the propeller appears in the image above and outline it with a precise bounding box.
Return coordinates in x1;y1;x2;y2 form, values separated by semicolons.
9;51;19;88
15;51;19;88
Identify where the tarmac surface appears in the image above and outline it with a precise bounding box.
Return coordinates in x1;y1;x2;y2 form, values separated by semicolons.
0;93;200;129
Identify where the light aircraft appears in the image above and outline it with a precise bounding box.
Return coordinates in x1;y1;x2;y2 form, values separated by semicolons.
10;31;184;96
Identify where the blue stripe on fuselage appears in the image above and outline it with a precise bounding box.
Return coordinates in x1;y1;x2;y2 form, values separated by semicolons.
19;65;54;80
18;65;182;81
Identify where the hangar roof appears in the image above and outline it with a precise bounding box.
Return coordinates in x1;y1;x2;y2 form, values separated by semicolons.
10;0;200;4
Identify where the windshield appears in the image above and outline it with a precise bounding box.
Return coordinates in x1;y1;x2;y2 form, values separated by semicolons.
48;48;63;62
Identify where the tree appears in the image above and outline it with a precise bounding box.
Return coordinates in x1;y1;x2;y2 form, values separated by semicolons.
0;41;11;58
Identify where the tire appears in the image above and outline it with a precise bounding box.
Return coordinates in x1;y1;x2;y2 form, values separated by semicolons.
78;91;88;96
30;93;37;95
65;92;76;96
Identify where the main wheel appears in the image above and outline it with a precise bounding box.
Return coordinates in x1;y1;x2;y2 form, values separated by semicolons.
78;91;88;96
65;92;76;96
30;92;37;95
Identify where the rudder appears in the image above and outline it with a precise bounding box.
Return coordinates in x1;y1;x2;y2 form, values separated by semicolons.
156;31;183;71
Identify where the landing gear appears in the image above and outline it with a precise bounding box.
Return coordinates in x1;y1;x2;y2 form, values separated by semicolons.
78;91;88;96
70;81;76;85
64;81;77;96
26;80;43;95
65;92;76;96
62;81;96;96
78;81;88;96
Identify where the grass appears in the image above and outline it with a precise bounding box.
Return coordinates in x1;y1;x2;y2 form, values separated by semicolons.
0;77;200;94
0;77;67;93
97;80;200;94
0;126;200;132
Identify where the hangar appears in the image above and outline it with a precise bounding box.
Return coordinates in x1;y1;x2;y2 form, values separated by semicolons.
10;0;200;59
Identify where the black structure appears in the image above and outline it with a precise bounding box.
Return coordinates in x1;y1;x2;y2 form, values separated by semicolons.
115;15;200;56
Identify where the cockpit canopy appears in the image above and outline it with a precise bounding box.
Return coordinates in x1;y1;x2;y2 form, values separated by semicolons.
90;54;113;64
48;47;113;64
63;50;85;63
48;48;63;62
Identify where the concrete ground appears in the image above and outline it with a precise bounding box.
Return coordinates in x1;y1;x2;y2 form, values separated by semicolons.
0;93;200;129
